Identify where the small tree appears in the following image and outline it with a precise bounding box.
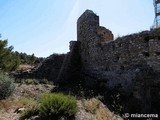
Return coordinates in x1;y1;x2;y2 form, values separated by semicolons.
30;54;36;65
0;40;20;71
0;74;15;99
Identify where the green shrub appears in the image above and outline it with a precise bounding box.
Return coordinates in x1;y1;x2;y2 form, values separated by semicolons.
24;79;40;85
19;97;36;106
19;97;39;119
0;74;15;99
39;93;77;119
39;79;48;84
20;104;39;119
25;79;34;84
33;79;39;85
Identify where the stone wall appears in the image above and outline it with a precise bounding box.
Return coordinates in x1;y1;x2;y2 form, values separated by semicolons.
77;10;160;73
76;10;160;112
34;54;66;81
56;41;81;83
97;26;113;43
29;9;160;113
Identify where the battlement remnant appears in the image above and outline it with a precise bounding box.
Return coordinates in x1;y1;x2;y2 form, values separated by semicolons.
97;26;113;43
77;10;113;43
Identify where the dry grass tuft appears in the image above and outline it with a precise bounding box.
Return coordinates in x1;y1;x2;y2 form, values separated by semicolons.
83;98;101;114
18;64;33;70
0;99;21;112
81;98;122;120
96;107;111;120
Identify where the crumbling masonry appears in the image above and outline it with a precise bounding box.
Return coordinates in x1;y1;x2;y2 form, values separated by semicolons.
34;10;160;113
56;10;160;113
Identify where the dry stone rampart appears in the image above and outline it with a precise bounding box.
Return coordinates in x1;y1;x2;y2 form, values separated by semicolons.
19;9;160;113
75;10;160;112
56;41;81;82
34;54;66;81
77;10;160;73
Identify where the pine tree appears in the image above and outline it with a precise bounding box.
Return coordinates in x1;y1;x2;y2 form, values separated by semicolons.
0;40;20;72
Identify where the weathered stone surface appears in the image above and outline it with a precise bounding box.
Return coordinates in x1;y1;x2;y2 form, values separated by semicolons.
56;41;81;82
77;10;160;73
97;26;113;43
75;10;160;113
34;54;66;81
13;9;160;113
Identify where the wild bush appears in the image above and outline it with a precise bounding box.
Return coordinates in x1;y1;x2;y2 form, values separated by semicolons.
20;106;39;119
18;97;39;119
24;79;34;84
24;79;40;85
39;79;48;84
19;100;39;119
39;93;77;119
0;74;15;99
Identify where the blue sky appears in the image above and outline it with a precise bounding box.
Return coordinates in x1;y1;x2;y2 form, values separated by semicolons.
0;0;154;57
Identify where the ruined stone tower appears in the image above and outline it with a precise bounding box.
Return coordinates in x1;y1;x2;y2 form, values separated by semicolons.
77;10;113;70
153;0;160;28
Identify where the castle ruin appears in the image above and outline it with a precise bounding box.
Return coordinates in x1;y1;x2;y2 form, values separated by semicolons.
57;10;160;113
31;10;160;113
77;10;160;72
